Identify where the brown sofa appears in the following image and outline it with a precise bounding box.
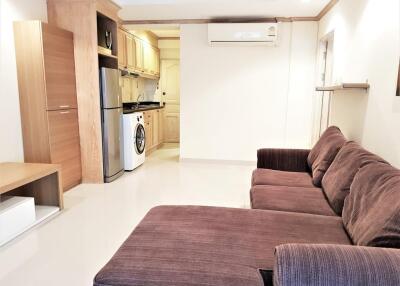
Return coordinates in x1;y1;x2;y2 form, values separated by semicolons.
94;126;400;286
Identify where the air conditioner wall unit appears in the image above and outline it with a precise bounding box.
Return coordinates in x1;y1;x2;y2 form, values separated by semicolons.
208;23;278;47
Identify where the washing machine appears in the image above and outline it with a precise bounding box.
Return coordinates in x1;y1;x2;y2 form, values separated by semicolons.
123;112;146;171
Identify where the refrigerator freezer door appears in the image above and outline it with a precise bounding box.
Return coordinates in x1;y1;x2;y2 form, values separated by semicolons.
100;68;122;109
102;108;124;182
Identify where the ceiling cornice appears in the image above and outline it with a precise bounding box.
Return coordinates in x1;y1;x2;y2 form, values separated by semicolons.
120;0;339;25
317;0;339;20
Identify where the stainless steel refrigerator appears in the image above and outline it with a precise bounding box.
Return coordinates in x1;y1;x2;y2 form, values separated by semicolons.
100;67;124;183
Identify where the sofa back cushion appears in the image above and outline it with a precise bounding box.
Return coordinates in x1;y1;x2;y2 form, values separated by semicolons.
322;142;387;215
307;126;346;186
342;162;400;247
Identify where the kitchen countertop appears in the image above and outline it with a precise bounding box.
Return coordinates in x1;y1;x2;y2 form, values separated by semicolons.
123;104;165;114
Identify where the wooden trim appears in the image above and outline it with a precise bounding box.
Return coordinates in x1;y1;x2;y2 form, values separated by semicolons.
276;17;318;22
317;0;339;20
98;46;118;58
147;30;159;40
158;37;180;40
96;0;121;22
122;16;326;25
122;18;278;25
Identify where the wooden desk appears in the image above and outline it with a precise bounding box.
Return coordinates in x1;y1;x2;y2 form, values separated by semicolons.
0;162;64;209
0;163;63;246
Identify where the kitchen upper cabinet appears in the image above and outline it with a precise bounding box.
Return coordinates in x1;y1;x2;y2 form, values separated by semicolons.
154;48;160;76
118;28;160;77
126;34;136;71
117;29;127;69
143;41;152;74
144;44;160;76
135;38;144;72
14;21;82;191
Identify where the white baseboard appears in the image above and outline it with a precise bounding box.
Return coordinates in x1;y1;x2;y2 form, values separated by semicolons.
179;157;256;166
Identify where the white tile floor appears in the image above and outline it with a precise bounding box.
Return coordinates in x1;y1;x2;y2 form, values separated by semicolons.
0;144;255;286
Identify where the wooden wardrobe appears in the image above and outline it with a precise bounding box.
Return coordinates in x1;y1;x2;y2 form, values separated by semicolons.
14;21;82;191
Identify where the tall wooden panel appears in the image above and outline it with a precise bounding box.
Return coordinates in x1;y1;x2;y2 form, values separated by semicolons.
47;0;121;183
14;21;82;191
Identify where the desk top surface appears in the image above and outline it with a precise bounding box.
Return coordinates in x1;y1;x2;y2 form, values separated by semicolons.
0;162;60;194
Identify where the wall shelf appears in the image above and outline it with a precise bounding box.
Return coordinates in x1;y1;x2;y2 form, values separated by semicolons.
98;46;117;59
316;83;370;92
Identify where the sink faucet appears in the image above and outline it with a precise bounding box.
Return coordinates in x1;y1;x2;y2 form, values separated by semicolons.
136;93;144;109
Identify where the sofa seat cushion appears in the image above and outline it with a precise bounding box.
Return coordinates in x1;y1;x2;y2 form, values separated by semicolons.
94;206;351;286
252;168;314;187
343;162;400;248
307;126;347;187
251;185;337;216
322;141;387;215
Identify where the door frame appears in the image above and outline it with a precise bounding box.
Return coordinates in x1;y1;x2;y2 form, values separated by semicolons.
312;31;335;144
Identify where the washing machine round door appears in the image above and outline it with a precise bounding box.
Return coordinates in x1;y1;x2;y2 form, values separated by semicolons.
134;124;145;155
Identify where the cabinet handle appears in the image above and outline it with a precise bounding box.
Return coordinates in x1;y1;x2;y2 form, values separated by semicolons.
59;105;70;108
60;111;70;114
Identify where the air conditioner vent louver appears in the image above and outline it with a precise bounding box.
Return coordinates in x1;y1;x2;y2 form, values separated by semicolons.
208;23;278;47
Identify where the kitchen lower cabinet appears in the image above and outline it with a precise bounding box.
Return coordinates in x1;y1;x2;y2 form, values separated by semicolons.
157;109;164;145
152;110;160;148
143;109;165;155
143;111;153;152
164;113;180;143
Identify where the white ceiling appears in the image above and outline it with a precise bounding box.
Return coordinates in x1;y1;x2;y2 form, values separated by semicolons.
115;0;331;21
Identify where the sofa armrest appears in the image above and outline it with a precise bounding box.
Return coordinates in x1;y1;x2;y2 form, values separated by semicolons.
274;244;400;286
257;148;310;172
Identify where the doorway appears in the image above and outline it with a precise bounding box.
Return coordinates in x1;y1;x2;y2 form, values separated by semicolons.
161;59;180;143
312;32;334;144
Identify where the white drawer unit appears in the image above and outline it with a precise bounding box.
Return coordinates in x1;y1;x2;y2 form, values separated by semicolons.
0;196;36;246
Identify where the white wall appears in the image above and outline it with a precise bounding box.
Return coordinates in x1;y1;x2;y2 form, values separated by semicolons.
158;39;180;60
0;0;48;162
180;22;318;162
319;0;400;167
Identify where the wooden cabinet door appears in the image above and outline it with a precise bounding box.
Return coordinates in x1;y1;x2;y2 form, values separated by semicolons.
42;24;78;111
152;110;159;147
143;42;153;74
135;38;144;72
47;109;82;190
158;109;164;144
117;29;127;69
126;34;136;71
155;48;160;76
164;113;180;143
143;111;153;151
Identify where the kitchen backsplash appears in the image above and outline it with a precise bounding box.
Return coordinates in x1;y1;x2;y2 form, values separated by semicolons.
120;76;161;103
